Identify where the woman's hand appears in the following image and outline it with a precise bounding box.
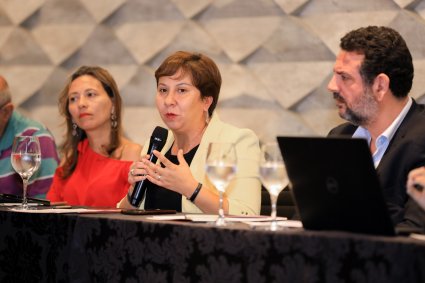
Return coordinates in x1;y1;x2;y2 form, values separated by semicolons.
141;149;198;198
126;149;225;214
406;166;425;211
128;154;150;185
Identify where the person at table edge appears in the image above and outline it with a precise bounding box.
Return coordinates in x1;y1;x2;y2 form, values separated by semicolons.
0;75;59;198
327;26;425;230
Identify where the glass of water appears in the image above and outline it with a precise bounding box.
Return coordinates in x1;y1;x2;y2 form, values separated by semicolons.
11;136;41;210
259;142;288;231
205;142;237;226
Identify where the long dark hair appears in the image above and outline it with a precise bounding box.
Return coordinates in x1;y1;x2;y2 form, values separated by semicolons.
58;66;123;179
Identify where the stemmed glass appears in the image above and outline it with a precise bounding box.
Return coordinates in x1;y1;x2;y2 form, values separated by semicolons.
11;136;41;210
205;142;237;226
259;142;288;231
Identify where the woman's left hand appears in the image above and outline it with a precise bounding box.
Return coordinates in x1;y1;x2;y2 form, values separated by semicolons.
142;149;198;197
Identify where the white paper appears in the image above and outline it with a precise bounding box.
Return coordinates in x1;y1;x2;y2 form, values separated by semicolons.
188;214;271;222
0;203;40;207
226;216;287;222
9;208;121;214
410;233;425;241
147;214;288;223
245;219;303;228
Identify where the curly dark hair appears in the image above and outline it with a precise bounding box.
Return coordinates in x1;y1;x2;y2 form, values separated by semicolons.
340;26;413;98
154;51;222;117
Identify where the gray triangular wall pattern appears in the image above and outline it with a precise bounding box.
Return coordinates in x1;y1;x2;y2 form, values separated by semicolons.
0;0;422;146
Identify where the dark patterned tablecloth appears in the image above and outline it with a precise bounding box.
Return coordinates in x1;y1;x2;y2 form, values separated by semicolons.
1;209;425;283
0;209;77;283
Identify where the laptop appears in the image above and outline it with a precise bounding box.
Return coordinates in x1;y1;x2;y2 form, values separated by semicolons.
276;136;396;236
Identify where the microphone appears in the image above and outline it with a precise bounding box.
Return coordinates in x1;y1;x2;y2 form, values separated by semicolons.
129;126;169;207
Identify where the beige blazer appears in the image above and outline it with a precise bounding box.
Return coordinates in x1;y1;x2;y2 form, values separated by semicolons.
134;113;261;215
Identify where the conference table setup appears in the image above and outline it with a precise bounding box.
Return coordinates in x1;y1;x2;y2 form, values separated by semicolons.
1;206;425;283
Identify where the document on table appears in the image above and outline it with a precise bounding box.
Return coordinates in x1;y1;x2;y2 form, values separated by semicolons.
9;207;121;214
410;233;425;241
147;214;288;222
244;219;303;228
0;203;41;207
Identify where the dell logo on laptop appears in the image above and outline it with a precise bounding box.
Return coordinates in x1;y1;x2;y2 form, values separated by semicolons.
326;177;339;194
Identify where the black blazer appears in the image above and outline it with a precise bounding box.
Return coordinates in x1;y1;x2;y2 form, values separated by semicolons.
328;100;425;229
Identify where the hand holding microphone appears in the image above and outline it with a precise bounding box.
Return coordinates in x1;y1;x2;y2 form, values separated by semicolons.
128;126;168;207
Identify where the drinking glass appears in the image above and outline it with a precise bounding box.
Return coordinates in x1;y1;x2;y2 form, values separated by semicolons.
205;142;237;226
259;142;288;231
11;136;41;210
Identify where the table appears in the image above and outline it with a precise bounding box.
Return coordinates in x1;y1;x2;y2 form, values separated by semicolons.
1;209;425;283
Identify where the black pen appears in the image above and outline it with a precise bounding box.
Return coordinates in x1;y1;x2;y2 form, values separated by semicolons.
52;205;73;209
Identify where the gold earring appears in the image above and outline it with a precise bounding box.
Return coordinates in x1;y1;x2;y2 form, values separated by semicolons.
205;110;210;124
72;122;78;136
111;110;118;129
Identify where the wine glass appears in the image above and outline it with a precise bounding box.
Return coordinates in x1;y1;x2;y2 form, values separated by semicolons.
205;142;237;226
11;136;41;210
259;142;288;231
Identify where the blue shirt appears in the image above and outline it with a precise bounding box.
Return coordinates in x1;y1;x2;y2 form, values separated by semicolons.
353;98;412;168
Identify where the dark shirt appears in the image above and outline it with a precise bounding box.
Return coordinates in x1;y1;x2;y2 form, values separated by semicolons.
145;145;199;211
328;100;425;230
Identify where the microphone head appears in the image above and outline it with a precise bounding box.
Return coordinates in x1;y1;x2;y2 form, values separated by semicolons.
150;126;168;151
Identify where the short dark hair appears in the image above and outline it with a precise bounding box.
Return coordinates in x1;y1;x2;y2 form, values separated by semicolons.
340;26;413;98
155;51;222;116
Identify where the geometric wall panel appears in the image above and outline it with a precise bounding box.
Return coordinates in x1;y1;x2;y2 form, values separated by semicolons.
219;63;273;103
246;16;335;62
121;65;156;106
299;0;399;14
293;75;345;136
410;59;425;99
31;25;95;65
249;61;333;108
30;0;94;25
0;27;14;47
0;0;424;148
0;27;51;65
389;9;425;59
148;21;223;64
201;16;281;62
415;1;425;19
0;65;54;105
171;0;213;18
0;0;45;25
300;11;399;55
273;0;310;15
79;0;126;23
23;66;69;107
63;26;137;66
392;0;420;9
115;21;185;64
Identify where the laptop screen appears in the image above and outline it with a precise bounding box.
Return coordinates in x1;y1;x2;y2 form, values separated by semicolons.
277;136;396;236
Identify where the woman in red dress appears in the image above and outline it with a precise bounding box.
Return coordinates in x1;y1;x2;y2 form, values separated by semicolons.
47;66;142;207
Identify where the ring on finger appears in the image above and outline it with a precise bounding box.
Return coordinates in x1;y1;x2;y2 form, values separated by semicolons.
157;174;161;180
130;168;135;176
